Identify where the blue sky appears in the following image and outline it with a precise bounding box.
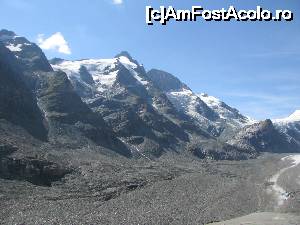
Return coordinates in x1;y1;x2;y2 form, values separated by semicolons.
0;0;299;119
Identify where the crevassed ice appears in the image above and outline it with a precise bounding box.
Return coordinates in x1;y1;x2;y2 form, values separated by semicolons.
52;56;150;88
166;89;209;122
52;58;119;89
96;70;118;87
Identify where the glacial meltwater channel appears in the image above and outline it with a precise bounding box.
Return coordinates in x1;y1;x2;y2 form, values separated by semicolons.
269;155;300;206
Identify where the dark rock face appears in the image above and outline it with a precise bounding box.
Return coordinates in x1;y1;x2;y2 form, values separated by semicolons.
0;43;48;141
274;121;300;147
90;89;189;156
285;123;300;144
0;29;52;73
219;101;248;123
147;69;190;92
37;70;95;124
36;71;131;156
147;69;220;129
194;97;220;122
79;66;94;85
0;30;131;156
69;77;94;98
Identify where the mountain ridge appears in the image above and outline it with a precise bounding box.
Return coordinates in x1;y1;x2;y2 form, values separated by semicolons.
1;29;299;163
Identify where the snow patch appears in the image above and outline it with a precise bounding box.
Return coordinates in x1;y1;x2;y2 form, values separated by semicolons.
133;73;149;86
152;101;159;110
5;43;22;52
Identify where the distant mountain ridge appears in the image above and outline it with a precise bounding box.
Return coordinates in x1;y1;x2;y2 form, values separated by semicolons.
273;110;300;148
0;29;299;166
51;52;300;156
273;110;300;124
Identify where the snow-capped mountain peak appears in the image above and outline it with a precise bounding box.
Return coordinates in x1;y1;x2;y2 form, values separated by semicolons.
0;29;52;73
166;88;216;124
117;55;149;86
273;110;300;148
199;93;223;112
146;69;256;137
115;51;134;61
51;58;119;94
118;55;137;68
289;110;300;121
0;29;33;53
51;52;150;98
274;110;300;124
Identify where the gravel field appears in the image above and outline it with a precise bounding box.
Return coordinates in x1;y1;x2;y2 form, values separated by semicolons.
1;152;299;225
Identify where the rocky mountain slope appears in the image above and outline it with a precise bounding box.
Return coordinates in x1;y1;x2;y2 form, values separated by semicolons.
273;110;300;147
0;42;47;141
198;93;255;127
0;28;299;169
52;52;249;159
52;52;300;159
51;54;194;157
147;69;255;139
0;29;128;154
228;119;300;153
227;110;300;154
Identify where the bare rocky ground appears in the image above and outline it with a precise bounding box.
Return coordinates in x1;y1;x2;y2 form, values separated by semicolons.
1;150;299;225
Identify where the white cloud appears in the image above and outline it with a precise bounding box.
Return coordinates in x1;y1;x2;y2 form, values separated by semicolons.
37;32;71;55
112;0;123;5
